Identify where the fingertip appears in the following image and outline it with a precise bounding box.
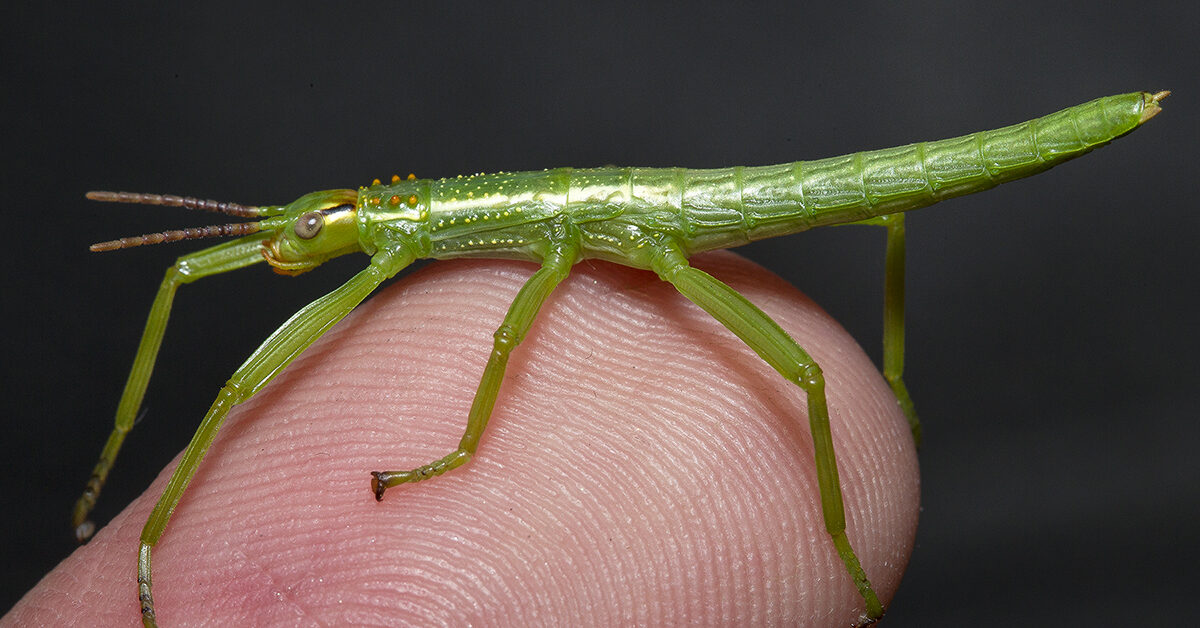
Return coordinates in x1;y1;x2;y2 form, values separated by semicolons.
16;254;919;626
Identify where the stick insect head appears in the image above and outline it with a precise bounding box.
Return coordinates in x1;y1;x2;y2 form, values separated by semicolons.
87;188;363;276
260;189;361;275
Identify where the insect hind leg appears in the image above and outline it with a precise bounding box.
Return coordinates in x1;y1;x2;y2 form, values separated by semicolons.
845;213;920;446
650;243;884;620
880;214;919;446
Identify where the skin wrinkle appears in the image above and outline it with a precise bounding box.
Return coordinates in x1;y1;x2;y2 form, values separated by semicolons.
7;252;918;627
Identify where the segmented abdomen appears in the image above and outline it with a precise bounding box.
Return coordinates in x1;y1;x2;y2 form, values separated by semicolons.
671;91;1154;252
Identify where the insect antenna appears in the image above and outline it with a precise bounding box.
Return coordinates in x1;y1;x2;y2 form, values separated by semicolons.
86;190;283;252
88;222;264;252
85;190;271;217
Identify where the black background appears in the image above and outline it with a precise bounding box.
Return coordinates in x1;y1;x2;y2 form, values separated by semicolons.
3;3;1197;625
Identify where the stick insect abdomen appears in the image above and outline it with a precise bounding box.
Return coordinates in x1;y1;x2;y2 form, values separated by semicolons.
677;91;1160;248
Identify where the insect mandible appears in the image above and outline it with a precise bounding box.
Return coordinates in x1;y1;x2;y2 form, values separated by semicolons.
76;90;1167;626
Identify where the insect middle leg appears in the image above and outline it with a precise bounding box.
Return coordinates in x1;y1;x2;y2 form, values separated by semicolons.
649;243;884;621
371;243;579;498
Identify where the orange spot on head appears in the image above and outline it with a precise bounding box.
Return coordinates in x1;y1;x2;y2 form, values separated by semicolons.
407;173;417;180
371;178;381;186
391;174;401;184
407;195;418;207
370;196;381;206
389;195;400;206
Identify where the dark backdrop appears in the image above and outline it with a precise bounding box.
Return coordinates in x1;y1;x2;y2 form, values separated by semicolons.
3;3;1197;625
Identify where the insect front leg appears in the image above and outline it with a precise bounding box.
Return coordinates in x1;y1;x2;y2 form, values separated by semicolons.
137;247;412;628
650;243;884;622
371;241;579;498
73;235;268;542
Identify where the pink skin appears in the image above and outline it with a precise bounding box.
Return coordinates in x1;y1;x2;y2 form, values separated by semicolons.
7;251;919;627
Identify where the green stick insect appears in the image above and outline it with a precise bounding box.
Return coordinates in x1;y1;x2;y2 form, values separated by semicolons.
76;90;1166;626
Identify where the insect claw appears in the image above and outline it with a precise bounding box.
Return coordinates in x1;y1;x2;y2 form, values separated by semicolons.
370;471;388;501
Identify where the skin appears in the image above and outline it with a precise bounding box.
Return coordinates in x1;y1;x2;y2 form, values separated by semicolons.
7;252;919;626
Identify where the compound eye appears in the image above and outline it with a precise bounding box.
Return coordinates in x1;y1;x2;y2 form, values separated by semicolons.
294;211;323;239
